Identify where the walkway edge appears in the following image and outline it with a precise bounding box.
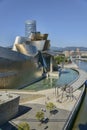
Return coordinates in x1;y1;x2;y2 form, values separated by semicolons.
63;85;86;130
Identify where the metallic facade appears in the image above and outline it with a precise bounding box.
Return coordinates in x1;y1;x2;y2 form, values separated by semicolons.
0;46;43;89
0;30;51;89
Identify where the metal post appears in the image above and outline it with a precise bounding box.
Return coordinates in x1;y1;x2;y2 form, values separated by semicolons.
50;57;53;73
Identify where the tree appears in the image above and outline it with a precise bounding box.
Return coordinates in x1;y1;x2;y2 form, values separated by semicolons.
36;111;44;122
54;55;66;64
18;122;30;130
46;102;56;112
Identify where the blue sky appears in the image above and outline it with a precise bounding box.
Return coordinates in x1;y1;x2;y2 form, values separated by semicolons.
0;0;87;47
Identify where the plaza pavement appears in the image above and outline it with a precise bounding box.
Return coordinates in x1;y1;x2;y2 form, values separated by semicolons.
8;87;82;130
1;62;87;130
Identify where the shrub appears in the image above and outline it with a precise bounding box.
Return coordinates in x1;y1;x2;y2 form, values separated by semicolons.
18;122;30;130
36;111;44;122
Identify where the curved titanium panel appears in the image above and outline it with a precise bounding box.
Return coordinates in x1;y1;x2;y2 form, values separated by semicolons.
16;43;38;57
29;40;45;51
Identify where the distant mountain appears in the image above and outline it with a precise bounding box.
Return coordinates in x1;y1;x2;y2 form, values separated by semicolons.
50;47;63;52
64;47;87;51
50;46;87;51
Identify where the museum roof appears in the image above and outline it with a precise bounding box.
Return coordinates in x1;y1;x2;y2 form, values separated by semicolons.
0;92;20;104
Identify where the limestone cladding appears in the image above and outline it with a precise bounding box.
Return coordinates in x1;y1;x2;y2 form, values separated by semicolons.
0;93;20;126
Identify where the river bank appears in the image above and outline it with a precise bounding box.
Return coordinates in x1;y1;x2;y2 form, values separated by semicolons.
72;60;87;130
0;86;84;130
0;62;87;130
64;62;78;69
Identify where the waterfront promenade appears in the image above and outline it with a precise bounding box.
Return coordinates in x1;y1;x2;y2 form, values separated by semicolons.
64;62;87;91
70;69;87;91
1;63;87;130
1;88;83;130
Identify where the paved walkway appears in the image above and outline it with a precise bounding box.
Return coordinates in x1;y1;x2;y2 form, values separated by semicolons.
64;62;87;91
70;69;87;91
1;63;87;130
7;87;82;130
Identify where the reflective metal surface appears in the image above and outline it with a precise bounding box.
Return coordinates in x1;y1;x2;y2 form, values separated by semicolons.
0;46;43;89
0;31;51;89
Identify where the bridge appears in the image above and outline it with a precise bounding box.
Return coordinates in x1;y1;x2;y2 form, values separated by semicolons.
69;69;87;91
75;58;87;61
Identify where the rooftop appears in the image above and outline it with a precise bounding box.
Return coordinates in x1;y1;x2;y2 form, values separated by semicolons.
0;92;20;104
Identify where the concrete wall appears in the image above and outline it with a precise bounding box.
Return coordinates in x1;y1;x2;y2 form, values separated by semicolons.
0;95;20;126
63;85;86;130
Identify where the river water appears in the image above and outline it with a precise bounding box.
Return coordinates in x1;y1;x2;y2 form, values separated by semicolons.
72;60;87;130
23;68;78;91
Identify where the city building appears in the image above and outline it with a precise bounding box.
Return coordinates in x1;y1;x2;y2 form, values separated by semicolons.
0;20;60;89
80;51;87;57
25;20;36;37
0;30;51;89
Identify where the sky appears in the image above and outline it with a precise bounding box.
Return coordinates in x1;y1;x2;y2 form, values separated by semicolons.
0;0;87;47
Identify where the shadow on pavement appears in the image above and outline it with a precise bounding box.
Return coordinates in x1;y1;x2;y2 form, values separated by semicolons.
0;105;32;130
15;105;32;118
79;123;87;130
0;122;17;130
50;109;58;115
